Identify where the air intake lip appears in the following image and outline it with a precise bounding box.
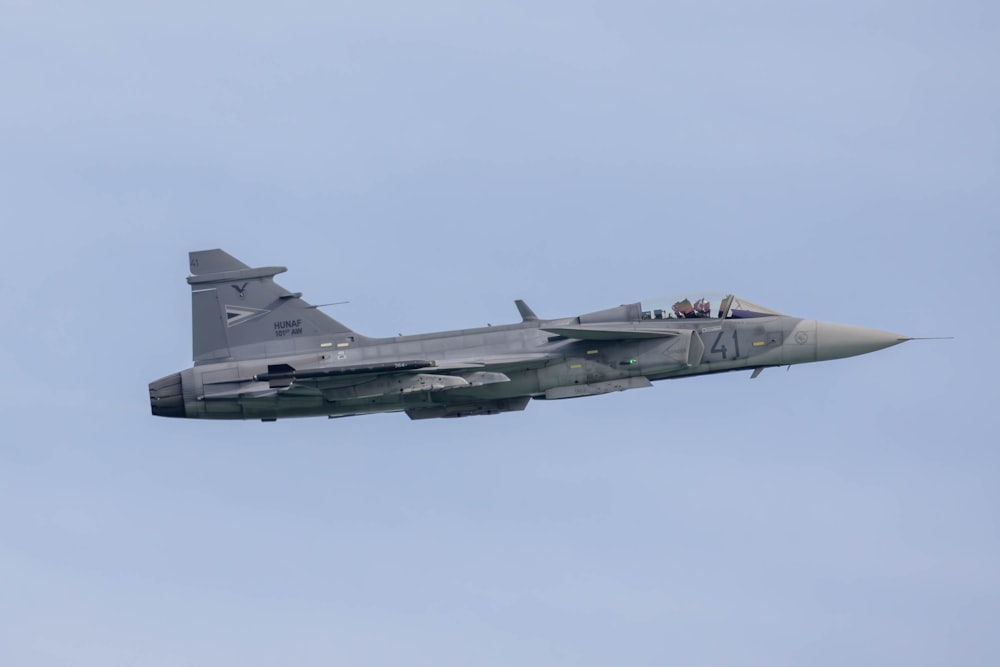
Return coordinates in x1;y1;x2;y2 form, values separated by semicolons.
149;372;185;418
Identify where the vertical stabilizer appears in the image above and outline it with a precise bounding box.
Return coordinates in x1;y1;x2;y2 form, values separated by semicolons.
187;249;358;363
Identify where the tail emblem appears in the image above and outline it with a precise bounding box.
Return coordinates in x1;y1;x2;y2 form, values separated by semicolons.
232;282;249;298
226;305;269;327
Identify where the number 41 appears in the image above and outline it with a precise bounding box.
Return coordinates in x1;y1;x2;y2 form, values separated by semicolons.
711;330;741;359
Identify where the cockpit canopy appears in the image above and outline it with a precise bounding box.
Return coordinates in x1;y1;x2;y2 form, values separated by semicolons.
639;293;783;321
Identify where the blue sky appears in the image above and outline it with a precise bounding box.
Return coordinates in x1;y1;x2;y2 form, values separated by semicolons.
1;2;997;665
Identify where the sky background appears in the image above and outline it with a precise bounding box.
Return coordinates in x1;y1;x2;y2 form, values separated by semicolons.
1;1;998;665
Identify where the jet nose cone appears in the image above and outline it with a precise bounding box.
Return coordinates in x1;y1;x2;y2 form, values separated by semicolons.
815;321;908;362
149;372;186;418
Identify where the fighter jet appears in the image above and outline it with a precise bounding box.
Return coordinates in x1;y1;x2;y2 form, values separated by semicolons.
149;249;913;421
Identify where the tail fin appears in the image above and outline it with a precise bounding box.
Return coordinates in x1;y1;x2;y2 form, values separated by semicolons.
187;249;358;363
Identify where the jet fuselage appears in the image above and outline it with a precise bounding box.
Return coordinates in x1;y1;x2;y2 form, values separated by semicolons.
148;251;907;422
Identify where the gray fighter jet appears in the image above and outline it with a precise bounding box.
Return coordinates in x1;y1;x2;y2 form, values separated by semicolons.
149;249;913;421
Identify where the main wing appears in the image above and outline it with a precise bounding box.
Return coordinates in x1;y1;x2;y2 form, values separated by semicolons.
198;354;551;402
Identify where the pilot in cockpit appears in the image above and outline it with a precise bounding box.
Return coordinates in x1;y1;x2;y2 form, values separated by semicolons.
672;299;696;318
693;298;711;317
